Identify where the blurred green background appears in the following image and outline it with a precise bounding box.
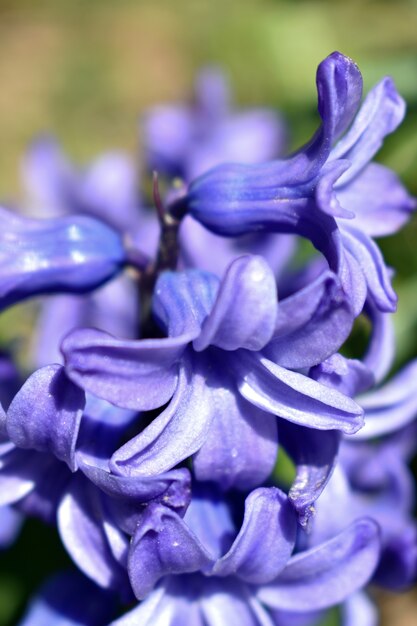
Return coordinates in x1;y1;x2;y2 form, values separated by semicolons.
0;0;417;624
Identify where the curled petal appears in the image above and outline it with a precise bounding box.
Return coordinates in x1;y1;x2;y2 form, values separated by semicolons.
110;354;215;477
233;352;364;433
332;77;405;184
7;365;85;471
0;208;125;309
62;328;188;410
258;519;381;612
341;225;396;313
194;255;277;352
313;52;362;161
128;504;212;599
80;461;191;513
153;269;218;338
214;488;297;584
363;299;395;384
354;359;417;440
315;160;354;219
279;421;340;527
58;476;128;590
310;354;374;398
265;270;354;369
337;163;416;237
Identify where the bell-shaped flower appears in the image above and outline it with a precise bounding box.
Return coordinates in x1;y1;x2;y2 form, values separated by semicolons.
62;254;363;494
0;364;192;593
170;52;415;315
109;486;380;626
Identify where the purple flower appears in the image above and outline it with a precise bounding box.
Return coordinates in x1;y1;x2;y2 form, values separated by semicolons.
62;255;362;493
0;365;191;593
171;52;415;314
109;486;380;625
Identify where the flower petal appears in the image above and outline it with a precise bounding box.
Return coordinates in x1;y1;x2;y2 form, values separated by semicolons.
233;352;364;433
35;275;139;368
193;255;277;352
7;365;85;471
362;299;395;384
337;163;416;237
265;270;354;369
0;506;22;548
80;461;191;513
192;354;278;491
258;519;381;611
110;579;204;626
153;269;218;338
62;328;188;410
279;421;340;528
341;224;396;313
214;488;297;584
332;77;405;184
110;353;215;476
201;578;276;626
354;359;417;440
57;475;128;590
21;136;76;217
341;591;378;626
128;504;213;599
78;152;141;233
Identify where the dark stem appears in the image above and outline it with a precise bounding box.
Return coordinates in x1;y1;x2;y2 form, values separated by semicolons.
138;173;181;338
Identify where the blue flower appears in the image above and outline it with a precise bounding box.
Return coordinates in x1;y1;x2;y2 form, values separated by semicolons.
171;52;415;315
109;486;380;626
62;255;362;493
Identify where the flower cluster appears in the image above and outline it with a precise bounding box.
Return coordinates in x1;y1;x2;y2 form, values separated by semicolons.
0;52;416;626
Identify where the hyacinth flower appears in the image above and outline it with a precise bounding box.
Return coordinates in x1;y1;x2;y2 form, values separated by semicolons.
0;364;191;594
170;51;416;316
62;254;362;508
106;485;381;626
143;67;286;182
